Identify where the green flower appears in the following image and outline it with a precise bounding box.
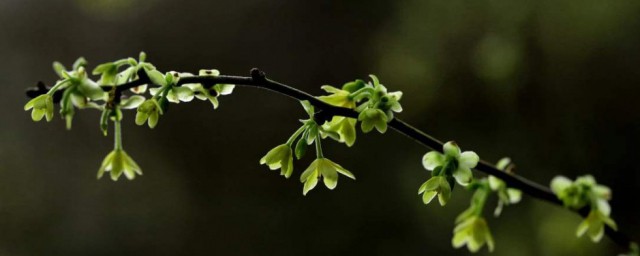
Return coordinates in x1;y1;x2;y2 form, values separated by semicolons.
488;158;522;216
260;144;294;178
452;216;495;253
422;141;479;186
182;69;235;109
97;149;142;181
135;99;163;128
24;94;54;122
318;85;358;146
576;208;617;242
550;175;617;242
417;176;452;206
354;75;403;134
321;117;357;147
299;158;355;195
317;85;355;108
358;108;388;133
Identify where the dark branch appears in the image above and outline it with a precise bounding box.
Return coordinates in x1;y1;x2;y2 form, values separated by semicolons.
25;68;634;250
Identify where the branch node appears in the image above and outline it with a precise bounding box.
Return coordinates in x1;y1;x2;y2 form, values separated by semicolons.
250;68;266;82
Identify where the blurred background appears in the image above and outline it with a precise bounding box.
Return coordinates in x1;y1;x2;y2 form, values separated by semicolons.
1;0;639;255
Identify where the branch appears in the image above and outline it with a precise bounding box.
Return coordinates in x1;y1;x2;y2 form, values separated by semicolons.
26;68;634;250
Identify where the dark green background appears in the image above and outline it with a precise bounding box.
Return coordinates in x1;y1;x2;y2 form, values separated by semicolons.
1;0;639;255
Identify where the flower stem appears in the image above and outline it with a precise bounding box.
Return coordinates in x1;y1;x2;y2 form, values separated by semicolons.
46;79;70;95
114;119;123;150
474;185;490;216
315;133;324;159
286;125;307;146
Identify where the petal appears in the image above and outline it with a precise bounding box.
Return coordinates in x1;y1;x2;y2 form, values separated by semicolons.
209;96;219;109
174;86;195;102
149;87;161;96
24;97;36;110
576;218;590;238
452;230;469;249
320;161;339;190
300;159;320;182
320;85;341;93
148;112;159;128
147;69;167;86
593;185;611;200
135;112;149;126
360;119;374;133
422;191;437;204
453;166;473;186
496;157;511;170
424;176;442;191
330;161;355;180
488;175;504;191
31;108;45;121
199;69;220;76
422;151;445;171
282;153;293;178
550;176;573;194
596;199;611;216
438;181;452;206
342;118;357;147
300;100;315;118
459;151;479;169
507;188;522;204
302;172;319;196
121;95;146;109
443;141;461;158
215;84;235;95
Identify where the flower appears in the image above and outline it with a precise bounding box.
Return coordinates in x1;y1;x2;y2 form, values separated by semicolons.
422;141;479;186
97;149;142;181
260;144;294;178
488;157;522;216
550;175;617;242
417;176;452;206
576;208;617;242
452;216;495;253
299;158;355;195
358;108;388;133
182;69;235;109
353;75;403;134
135;99;163;128
322;117;357;147
550;175;610;209
24;94;54;122
318;85;358;146
317;85;355;108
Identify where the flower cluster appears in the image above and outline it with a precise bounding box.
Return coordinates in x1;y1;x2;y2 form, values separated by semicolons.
419;141;479;206
449;158;521;253
260;101;355;195
317;75;403;149
24;53;238;181
550;175;617;242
